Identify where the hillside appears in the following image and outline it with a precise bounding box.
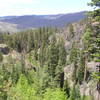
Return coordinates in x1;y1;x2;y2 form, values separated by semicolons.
0;0;100;100
0;16;100;100
0;11;85;30
0;21;19;33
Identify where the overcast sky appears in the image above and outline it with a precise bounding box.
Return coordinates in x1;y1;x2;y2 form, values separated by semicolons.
0;0;92;16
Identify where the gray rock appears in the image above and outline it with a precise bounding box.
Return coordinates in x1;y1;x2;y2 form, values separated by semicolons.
0;44;10;55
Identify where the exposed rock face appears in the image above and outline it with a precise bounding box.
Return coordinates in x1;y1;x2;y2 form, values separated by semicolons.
64;63;74;87
86;61;100;72
64;61;100;100
92;22;100;26
0;44;10;55
80;81;100;100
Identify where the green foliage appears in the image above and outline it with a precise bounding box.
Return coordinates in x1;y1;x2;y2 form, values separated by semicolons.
81;95;93;100
43;88;68;100
70;85;81;100
88;0;100;8
11;62;24;84
0;64;13;100
70;85;76;100
77;51;85;84
38;42;47;67
28;51;40;67
83;24;100;62
55;39;66;87
1;3;99;99
63;80;70;97
83;0;100;85
70;42;79;63
3;27;54;53
0;66;7;100
81;0;100;94
69;24;75;39
32;67;50;95
58;39;66;66
83;26;93;52
0;52;3;62
7;74;39;100
92;71;100;81
69;42;79;83
47;36;59;78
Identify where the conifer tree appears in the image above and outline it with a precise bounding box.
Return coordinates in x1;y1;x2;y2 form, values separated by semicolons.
77;51;85;84
70;42;79;83
69;24;75;39
55;38;66;88
47;36;59;79
0;52;3;62
83;0;100;94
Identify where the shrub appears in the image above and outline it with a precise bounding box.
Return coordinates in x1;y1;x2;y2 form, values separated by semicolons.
43;88;67;100
0;52;3;62
7;74;38;100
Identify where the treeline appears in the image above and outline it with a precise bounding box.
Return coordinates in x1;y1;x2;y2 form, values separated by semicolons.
0;27;56;52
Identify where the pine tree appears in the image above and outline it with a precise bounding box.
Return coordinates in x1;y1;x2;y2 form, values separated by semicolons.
7;74;38;100
83;0;100;94
47;36;59;80
70;84;81;100
77;51;85;84
70;42;79;83
55;38;66;88
69;24;75;39
0;52;3;62
63;80;70;97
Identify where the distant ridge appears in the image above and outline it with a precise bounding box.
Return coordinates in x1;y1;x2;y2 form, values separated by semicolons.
0;11;86;30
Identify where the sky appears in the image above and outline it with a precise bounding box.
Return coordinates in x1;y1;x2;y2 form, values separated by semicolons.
0;0;92;16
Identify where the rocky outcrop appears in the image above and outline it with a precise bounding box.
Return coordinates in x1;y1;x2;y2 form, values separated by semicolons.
64;63;74;87
80;81;100;100
64;61;100;100
86;61;100;71
0;44;10;54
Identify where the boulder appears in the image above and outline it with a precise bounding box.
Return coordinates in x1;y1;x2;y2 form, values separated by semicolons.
0;44;10;55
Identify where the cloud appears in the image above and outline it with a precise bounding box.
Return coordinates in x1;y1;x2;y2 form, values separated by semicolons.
0;0;39;7
0;0;92;16
0;0;40;16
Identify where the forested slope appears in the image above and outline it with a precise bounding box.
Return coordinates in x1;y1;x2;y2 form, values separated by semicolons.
0;0;100;100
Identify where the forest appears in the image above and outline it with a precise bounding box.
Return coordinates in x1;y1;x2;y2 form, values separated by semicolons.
0;0;100;100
